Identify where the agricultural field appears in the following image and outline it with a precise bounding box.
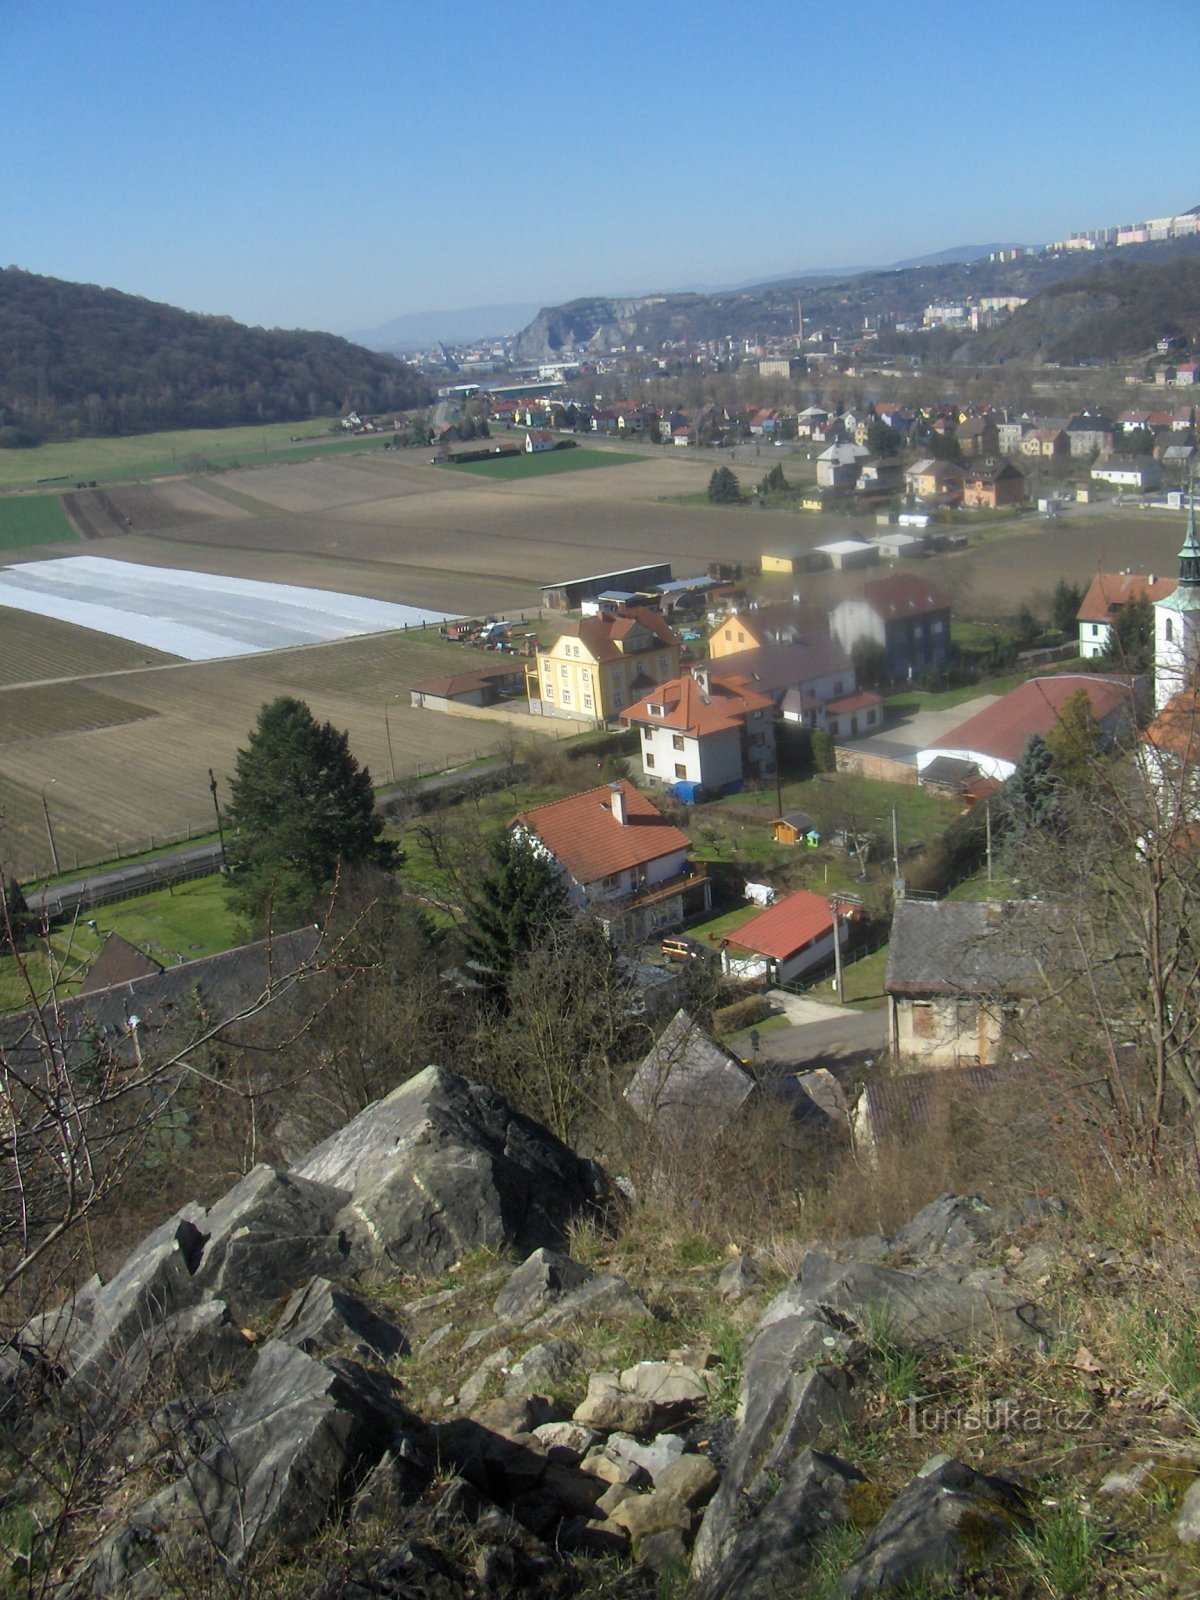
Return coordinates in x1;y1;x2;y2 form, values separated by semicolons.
0;494;77;552
444;447;647;481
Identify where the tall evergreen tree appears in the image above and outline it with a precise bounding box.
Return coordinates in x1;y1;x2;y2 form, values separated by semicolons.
461;829;570;1002
224;697;395;928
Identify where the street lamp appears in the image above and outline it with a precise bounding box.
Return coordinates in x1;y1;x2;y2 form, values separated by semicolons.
41;780;61;877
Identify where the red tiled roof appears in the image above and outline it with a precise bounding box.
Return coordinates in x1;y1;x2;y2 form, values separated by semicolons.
1144;687;1200;761
620;673;774;737
824;690;883;714
1077;570;1177;622
852;573;951;618
551;607;680;664
514;779;692;886
726;889;835;961
931;675;1136;766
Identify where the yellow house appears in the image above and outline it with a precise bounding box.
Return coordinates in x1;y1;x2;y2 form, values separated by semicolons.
527;607;682;722
707;599;826;660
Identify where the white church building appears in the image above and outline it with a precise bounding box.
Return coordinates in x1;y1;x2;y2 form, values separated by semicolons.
1154;500;1200;712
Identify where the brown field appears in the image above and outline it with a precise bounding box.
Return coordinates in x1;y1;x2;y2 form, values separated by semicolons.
0;440;1192;878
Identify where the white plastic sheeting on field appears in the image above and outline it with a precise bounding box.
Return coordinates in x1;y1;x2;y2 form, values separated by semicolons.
0;556;455;661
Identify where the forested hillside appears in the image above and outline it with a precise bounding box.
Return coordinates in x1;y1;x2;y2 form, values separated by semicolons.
0;268;430;446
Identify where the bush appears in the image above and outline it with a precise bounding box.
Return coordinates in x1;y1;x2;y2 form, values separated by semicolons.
713;993;773;1036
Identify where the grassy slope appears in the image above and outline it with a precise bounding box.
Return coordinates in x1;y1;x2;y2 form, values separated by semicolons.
444;447;646;480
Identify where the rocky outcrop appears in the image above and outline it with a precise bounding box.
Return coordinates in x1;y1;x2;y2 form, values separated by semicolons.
292;1066;608;1276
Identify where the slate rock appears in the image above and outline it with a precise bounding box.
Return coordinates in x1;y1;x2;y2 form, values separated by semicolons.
189;1163;350;1319
291;1066;608;1277
274;1276;409;1360
505;1338;584;1396
527;1272;649;1332
841;1455;1030;1597
63;1342;411;1597
609;1488;693;1546
638;1526;691;1573
494;1248;592;1322
619;1360;709;1420
109;1300;257;1401
531;1420;598;1462
691;1447;864;1599
718;1254;759;1300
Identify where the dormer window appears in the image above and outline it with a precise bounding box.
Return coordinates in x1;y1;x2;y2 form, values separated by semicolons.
649;702;665;717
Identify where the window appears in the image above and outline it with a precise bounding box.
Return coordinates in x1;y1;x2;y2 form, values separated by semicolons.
912;1001;935;1039
833;680;844;695
828;719;839;736
643;727;654;741
672;735;685;752
738;631;745;644
932;619;945;635
674;763;686;779
1166;618;1174;643
561;690;571;706
583;695;593;710
646;753;656;768
659;655;668;670
560;664;569;677
724;628;732;640
613;693;624;708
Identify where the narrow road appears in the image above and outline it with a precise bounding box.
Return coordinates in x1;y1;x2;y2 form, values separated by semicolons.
25;759;511;918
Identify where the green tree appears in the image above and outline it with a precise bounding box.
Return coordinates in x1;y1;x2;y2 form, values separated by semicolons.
707;466;742;504
1;876;30;953
866;418;902;457
852;638;889;691
461;828;571;1002
1014;602;1041;645
1099;596;1154;673
759;463;788;496
224;697;395;928
1044;688;1105;789
1008;733;1064;834
1051;578;1084;638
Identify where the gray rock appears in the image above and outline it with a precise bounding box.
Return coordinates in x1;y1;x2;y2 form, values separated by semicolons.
64;1342;411;1597
619;1360;709;1416
109;1300;258;1401
189;1164;350;1319
718;1254;759;1299
274;1277;409;1360
291;1066;608;1276
458;1347;514;1410
527;1272;648;1332
532;1421;599;1463
494;1248;592;1323
654;1452;719;1511
505;1338;585;1396
841;1455;1030;1597
417;1323;456;1360
638;1525;690;1572
605;1431;687;1483
691;1447;863;1599
1175;1477;1200;1542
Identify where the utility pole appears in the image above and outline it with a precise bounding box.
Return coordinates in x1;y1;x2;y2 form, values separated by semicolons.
831;895;845;1005
986;799;993;884
41;781;60;877
209;769;228;870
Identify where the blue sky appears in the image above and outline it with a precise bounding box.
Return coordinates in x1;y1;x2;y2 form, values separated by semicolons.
5;1;1199;336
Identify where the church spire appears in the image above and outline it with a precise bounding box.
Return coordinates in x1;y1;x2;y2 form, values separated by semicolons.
1182;478;1200;588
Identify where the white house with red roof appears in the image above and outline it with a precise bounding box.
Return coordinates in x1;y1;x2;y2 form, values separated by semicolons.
720;888;848;986
620;666;776;795
917;675;1139;784
512;778;710;943
1076;570;1177;659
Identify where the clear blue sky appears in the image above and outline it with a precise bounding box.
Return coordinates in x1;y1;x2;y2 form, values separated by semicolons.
5;1;1199;336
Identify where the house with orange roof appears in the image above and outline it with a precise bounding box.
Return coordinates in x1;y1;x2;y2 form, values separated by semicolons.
1077;570;1177;659
719;888;848;986
526;607;682;724
620;665;776;796
512;778;710;942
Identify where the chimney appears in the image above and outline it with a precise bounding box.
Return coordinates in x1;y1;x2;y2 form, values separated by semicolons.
609;783;627;825
693;665;710;695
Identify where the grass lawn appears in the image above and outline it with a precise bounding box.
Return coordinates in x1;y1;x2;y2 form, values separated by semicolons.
884;672;1028;715
445;447;646;481
0;493;77;550
0;420;403;492
0;876;242;1013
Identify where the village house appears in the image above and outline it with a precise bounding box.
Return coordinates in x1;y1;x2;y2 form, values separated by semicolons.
512;779;710;944
1019;427;1070;462
1091;455;1164;492
829;573;952;682
961;456;1027;509
955;416;1001;458
1076;570;1177;659
816;442;869;488
885;899;1050;1069
719;888;848;987
904;458;965;505
526;606;682;723
620;666;776;797
525;429;556;453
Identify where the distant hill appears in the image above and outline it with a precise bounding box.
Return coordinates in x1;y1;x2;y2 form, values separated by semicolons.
0;269;431;448
350;303;542;351
966;240;1200;364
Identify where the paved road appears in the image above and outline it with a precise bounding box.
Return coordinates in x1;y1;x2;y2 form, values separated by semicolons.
755;990;890;1074
25;759;512;919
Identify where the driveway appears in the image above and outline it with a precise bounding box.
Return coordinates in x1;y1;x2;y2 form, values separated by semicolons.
747;989;889;1075
842;692;1001;767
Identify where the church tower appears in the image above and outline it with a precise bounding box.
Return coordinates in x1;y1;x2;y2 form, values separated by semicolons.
1154;491;1200;710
